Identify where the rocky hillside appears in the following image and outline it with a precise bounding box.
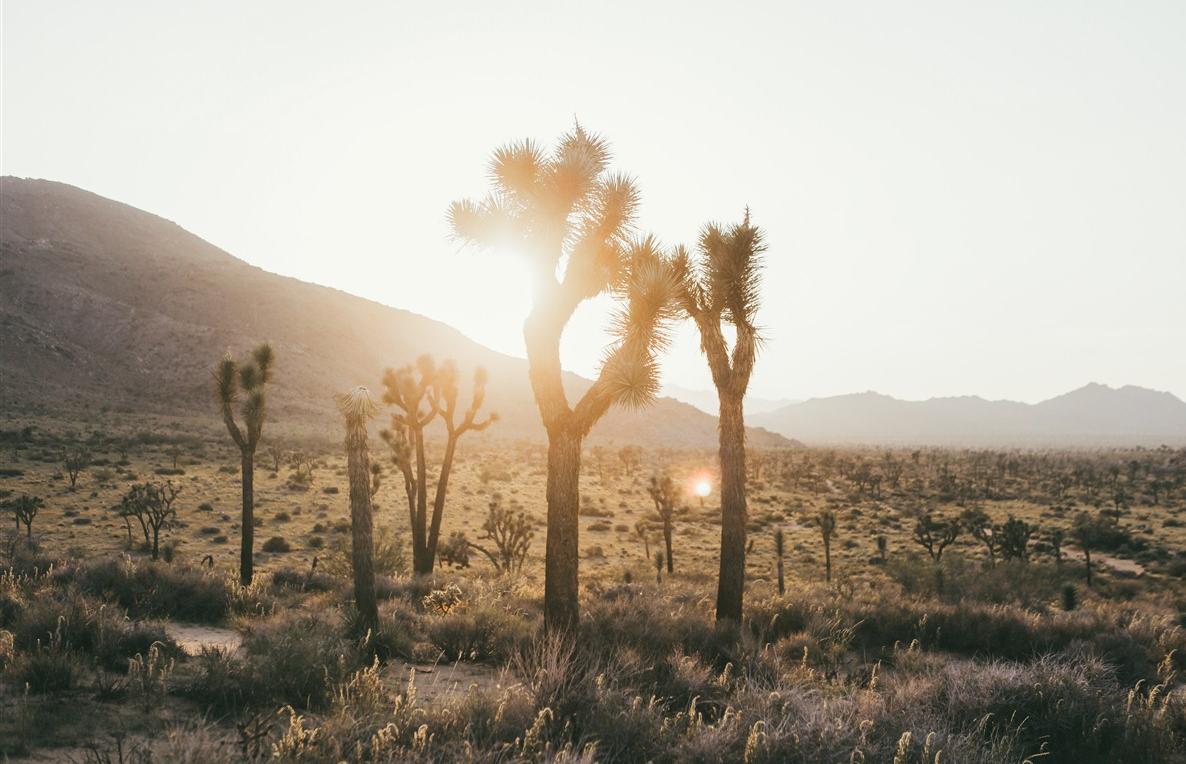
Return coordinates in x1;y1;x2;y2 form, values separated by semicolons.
0;177;790;448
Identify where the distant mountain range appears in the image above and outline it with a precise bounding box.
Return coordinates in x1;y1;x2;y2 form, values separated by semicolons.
751;384;1186;446
0;177;790;448
659;384;798;416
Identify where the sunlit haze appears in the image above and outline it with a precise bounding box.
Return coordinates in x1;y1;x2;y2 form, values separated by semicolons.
4;1;1184;402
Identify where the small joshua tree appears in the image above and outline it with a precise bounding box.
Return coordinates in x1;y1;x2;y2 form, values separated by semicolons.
647;474;679;573
120;482;180;560
998;515;1035;562
912;513;960;563
3;495;43;540
813;509;837;583
654;551;664;584
672;210;766;625
1073;511;1111;588
381;357;497;575
338;387;379;633
634;519;651;560
214;342;275;585
1047;527;1065;566
62;445;90;491
619;446;643;478
960;507;999;566
465;495;534;573
876;534;888;564
773;527;785;596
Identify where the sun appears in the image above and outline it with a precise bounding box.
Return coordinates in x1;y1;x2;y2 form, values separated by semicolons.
694;479;712;498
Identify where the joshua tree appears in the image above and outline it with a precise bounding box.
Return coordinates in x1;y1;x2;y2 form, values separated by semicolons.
647;474;679;573
267;445;285;473
450;126;678;631
672;211;766;625
773;527;786;596
633;519;651;560
464;495;535;573
381;357;496;575
619;446;643;478
654;551;664;584
214;343;275;585
998;515;1035;562
1073;511;1111;588
120;482;180;560
876;534;888;563
960;507;999;565
338;387;379;633
1047;527;1065;566
3;495;43;540
912;513;960;563
62;445;90;490
813;509;837;583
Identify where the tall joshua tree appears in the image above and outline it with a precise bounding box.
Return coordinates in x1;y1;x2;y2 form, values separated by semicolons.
381;357;497;575
450;125;678;631
673;212;766;625
339;387;379;633
214;343;274;586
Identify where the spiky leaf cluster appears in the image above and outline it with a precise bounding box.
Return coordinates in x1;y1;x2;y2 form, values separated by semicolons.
215;343;274;452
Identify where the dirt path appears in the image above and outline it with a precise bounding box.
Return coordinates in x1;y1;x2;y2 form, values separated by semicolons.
1063;548;1146;575
166;623;243;656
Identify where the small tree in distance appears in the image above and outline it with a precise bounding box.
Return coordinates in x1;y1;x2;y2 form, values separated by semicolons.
647;474;679;573
214;342;275;586
62;445;90;491
381;356;496;575
3;495;44;540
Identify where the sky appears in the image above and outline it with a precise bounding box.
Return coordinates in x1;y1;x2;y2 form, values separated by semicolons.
3;1;1184;403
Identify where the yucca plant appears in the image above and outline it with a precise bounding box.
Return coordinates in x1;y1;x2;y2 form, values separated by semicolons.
381;356;496;575
672;211;766;624
813;509;837;583
450;125;678;631
338;386;379;633
214;342;274;585
647;474;679;573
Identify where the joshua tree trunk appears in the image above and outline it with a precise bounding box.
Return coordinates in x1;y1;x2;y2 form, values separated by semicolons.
151;526;160;561
544;428;582;632
424;438;458;571
1084;547;1093;588
777;557;785;596
341;388;379;633
240;450;255;586
663;518;674;574
824;537;832;583
715;394;748;625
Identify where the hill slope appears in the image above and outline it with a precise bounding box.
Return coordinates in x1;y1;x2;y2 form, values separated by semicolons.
752;384;1186;446
0;177;789;448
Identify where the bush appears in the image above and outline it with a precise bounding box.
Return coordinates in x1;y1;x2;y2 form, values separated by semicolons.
184;611;363;713
67;558;230;623
427;602;534;662
262;536;292;553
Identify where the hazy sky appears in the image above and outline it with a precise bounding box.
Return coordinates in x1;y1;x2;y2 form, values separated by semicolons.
4;1;1184;403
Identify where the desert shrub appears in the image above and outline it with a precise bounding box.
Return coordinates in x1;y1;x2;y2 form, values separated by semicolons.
427;601;534;662
184;611;363;715
9;590;179;671
270;566;337;593
322;528;407;579
67;558;229;622
261;536;291;553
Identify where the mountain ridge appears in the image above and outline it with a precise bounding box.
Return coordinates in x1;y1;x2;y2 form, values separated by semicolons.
0;176;791;448
753;383;1186;446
